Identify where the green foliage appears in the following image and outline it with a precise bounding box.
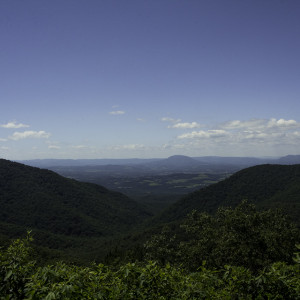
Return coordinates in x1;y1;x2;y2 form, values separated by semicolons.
0;235;299;299
294;244;300;264
145;201;300;272
0;232;35;299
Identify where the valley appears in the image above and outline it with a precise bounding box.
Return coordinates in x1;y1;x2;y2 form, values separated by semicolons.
19;154;300;213
40;170;230;213
0;156;300;298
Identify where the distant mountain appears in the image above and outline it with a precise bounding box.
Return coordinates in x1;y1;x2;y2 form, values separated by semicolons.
19;155;300;174
18;158;160;168
142;155;249;173
193;155;300;166
144;155;205;171
158;155;201;166
193;156;271;166
154;164;300;226
276;155;300;164
0;159;150;240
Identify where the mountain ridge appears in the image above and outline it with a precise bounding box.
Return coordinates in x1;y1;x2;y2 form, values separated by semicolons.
19;154;300;170
152;164;300;226
0;159;150;239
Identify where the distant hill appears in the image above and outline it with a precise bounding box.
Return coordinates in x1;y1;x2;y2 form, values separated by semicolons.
146;155;202;169
19;155;300;174
276;155;300;164
194;155;300;166
154;164;300;226
193;156;270;166
19;155;236;174
18;158;160;168
0;159;150;240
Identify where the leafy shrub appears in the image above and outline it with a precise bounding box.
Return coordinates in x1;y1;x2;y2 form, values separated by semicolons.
0;229;299;299
0;232;35;299
145;201;300;272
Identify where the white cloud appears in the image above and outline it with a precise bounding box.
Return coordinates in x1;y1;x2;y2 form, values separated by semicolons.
109;110;125;115
1;146;9;150
221;118;300;131
161;117;181;123
0;138;7;142
267;118;298;128
9;131;51;141
221;119;266;130
243;132;268;139
169;122;201;129
171;117;300;156
178;130;227;139
1;121;30;129
162;117;201;129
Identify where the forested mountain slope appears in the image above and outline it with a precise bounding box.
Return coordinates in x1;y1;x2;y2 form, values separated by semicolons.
0;159;150;239
154;164;300;225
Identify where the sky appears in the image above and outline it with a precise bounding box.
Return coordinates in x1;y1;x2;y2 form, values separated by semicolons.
1;0;300;160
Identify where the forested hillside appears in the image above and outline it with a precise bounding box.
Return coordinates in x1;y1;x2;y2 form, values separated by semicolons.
153;164;300;226
0;159;300;298
0;159;151;262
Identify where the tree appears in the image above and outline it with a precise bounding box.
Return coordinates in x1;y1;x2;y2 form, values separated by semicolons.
0;231;299;299
145;201;300;272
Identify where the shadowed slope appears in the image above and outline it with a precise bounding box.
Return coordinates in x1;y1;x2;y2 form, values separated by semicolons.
154;164;300;225
0;159;150;238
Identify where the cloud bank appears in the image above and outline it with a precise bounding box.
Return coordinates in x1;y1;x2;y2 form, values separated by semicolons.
10;131;51;141
1;121;29;129
172;118;300;156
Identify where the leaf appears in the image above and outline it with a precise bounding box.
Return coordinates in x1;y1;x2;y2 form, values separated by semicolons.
45;292;56;300
4;270;13;281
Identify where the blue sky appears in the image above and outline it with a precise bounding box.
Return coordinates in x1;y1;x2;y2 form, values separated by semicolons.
1;0;300;159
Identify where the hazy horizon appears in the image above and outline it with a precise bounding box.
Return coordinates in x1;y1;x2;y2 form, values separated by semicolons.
16;154;296;162
1;0;300;160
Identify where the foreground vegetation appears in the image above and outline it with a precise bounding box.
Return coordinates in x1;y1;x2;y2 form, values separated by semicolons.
1;202;300;299
0;233;299;299
145;202;299;272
